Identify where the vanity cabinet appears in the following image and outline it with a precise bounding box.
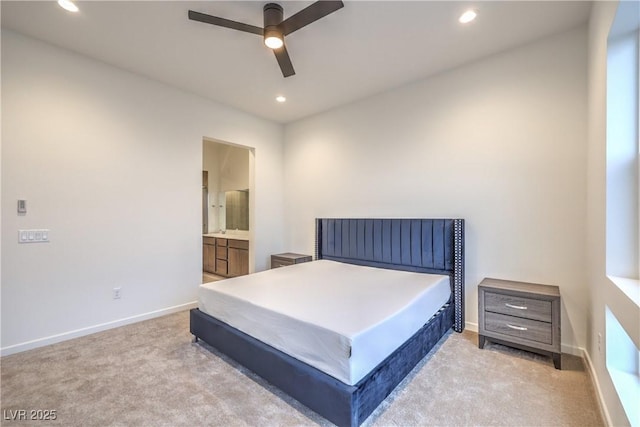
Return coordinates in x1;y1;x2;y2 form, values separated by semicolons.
228;239;249;277
215;238;228;276
203;237;216;274
203;236;249;278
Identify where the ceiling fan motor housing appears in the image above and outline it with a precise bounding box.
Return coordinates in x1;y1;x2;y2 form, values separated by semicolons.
264;3;284;31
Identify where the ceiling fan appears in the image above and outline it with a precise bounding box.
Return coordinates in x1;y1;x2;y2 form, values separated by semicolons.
188;1;344;78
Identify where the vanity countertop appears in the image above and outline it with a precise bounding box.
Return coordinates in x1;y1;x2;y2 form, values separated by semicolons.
203;232;249;241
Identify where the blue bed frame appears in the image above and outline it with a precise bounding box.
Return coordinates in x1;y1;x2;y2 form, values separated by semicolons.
190;218;464;426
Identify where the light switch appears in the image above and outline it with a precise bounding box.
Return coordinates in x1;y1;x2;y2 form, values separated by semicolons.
18;229;50;244
17;200;26;214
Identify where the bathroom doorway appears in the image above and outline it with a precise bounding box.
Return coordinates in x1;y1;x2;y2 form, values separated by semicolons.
202;138;255;283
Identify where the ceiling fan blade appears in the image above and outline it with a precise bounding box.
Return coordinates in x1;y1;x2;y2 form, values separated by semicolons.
273;43;295;78
279;1;344;36
188;10;263;36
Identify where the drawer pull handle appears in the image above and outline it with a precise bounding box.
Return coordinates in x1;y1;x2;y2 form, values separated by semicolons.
506;324;528;331
505;303;527;310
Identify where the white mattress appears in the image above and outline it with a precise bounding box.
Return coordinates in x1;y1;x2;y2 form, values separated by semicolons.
198;259;451;385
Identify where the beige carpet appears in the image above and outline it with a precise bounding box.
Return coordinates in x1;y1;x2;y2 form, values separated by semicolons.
1;310;603;426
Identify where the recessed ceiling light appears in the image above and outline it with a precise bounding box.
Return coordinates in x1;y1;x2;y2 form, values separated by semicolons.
275;95;286;103
459;9;477;24
57;0;79;13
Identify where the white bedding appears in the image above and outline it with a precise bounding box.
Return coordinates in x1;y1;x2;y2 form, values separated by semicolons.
198;259;451;385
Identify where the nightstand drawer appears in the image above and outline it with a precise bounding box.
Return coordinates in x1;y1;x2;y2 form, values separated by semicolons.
272;258;294;268
485;292;552;322
271;253;312;269
485;312;552;345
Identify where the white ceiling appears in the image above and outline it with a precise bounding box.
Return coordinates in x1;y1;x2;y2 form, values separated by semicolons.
1;1;592;124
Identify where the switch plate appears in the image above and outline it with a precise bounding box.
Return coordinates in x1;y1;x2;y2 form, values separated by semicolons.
17;200;26;214
18;229;50;243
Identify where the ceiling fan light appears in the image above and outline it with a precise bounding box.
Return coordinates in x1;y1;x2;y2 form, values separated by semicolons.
265;36;283;49
264;27;284;49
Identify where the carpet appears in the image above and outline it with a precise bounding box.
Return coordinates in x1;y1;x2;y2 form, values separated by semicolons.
0;310;603;426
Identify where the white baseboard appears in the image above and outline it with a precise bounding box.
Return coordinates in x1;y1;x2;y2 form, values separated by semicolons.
465;321;478;332
582;348;614;427
0;301;198;357
561;343;583;357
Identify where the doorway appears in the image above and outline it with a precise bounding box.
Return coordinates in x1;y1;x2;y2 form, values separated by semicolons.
202;138;255;283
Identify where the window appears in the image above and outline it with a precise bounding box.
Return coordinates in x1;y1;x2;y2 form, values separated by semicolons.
605;3;639;425
606;307;639;427
606;20;638;280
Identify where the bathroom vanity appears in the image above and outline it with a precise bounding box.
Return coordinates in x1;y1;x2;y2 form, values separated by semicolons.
203;233;249;277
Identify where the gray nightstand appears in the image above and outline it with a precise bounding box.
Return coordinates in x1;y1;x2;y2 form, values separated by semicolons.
478;277;562;369
271;253;312;269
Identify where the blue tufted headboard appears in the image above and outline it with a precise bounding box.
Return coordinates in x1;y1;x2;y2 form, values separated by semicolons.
315;218;465;332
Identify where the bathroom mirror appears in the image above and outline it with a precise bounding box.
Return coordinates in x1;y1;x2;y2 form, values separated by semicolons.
224;190;249;231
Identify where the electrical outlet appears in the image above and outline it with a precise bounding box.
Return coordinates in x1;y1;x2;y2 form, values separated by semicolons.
112;287;122;299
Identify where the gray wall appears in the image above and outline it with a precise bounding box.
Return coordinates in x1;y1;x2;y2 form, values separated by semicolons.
284;27;589;354
1;30;285;354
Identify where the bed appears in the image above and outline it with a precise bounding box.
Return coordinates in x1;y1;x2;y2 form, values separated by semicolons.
190;218;465;426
